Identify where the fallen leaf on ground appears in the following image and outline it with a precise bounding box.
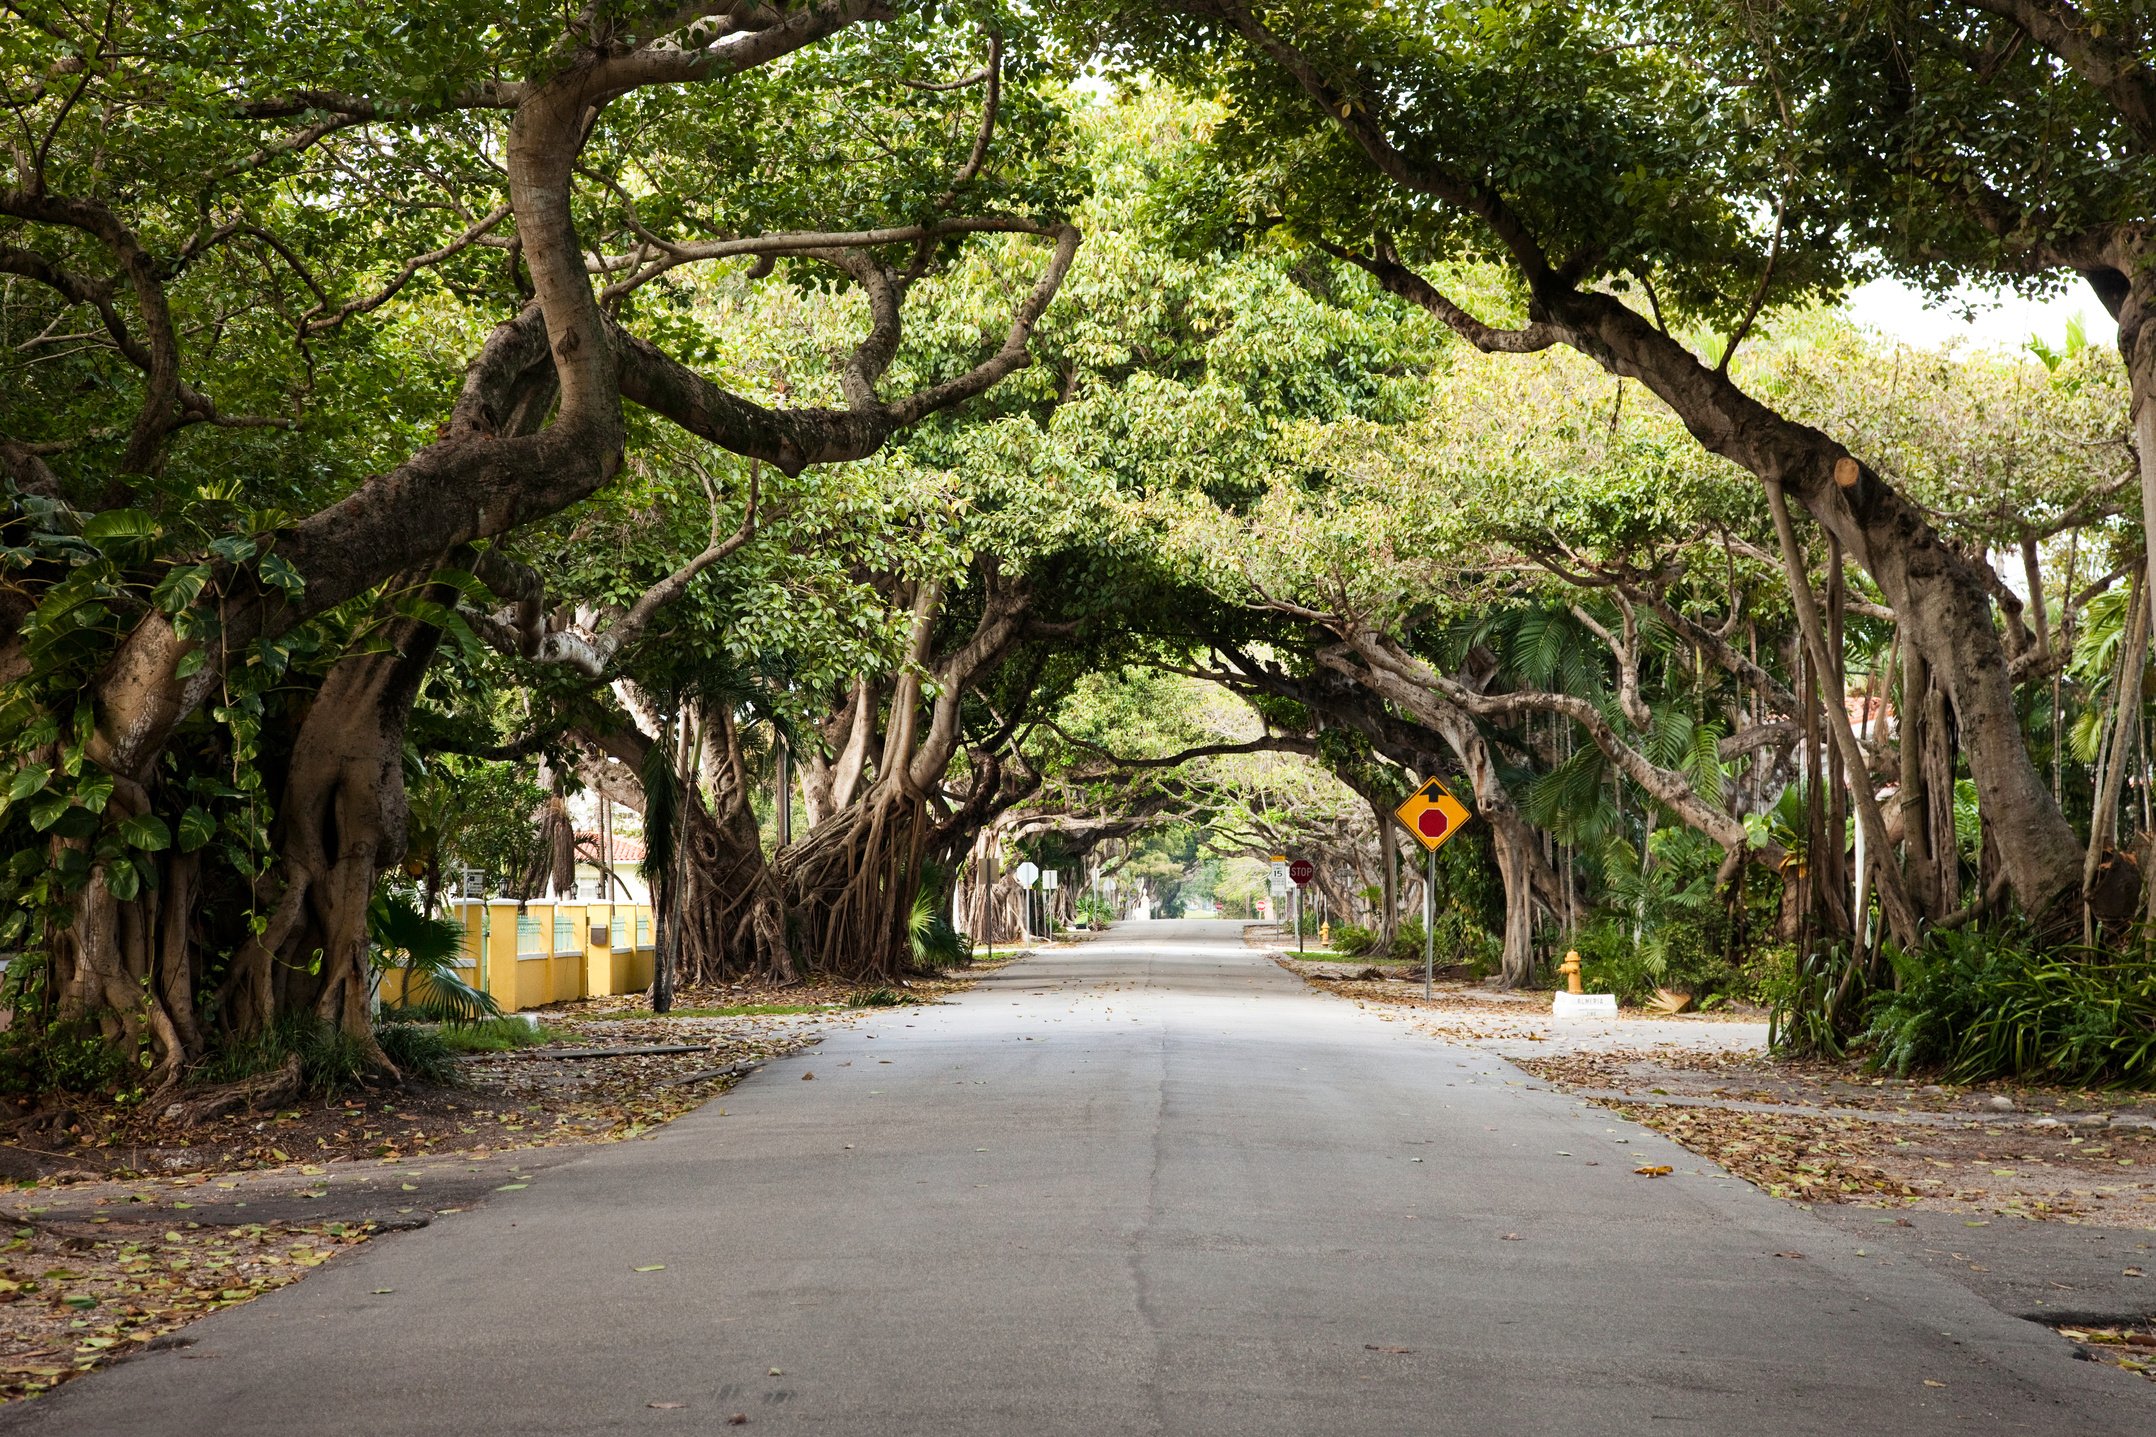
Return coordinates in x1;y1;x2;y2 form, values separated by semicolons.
1635;1165;1673;1177
727;1415;749;1426
1774;1252;1806;1260
800;1072;814;1081
649;1402;686;1409
1365;1345;1413;1354
633;1264;666;1272
1922;1379;1946;1388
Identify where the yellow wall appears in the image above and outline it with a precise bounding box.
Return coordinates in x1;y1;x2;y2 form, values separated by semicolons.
376;898;658;1016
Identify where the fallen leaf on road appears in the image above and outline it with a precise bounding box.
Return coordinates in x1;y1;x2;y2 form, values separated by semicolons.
801;1072;814;1081
1922;1379;1945;1388
727;1414;749;1425
1774;1252;1805;1260
1365;1345;1414;1354
633;1265;666;1272
649;1402;685;1409
1634;1165;1673;1177
1499;1233;1522;1241
372;1288;395;1294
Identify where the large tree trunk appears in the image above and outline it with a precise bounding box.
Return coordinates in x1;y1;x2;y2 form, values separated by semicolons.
778;786;932;978
577;719;795;985
1484;813;1541;986
218;593;450;1072
1376;803;1400;949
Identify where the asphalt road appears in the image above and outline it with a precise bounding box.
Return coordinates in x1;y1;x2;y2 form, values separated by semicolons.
15;919;2147;1435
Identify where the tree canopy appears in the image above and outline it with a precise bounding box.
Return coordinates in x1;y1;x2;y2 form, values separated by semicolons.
5;1;2156;1100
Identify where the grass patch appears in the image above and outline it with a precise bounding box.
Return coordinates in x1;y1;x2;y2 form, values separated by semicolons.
435;1018;569;1053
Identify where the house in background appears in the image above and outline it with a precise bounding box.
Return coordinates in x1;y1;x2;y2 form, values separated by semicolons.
573;830;650;906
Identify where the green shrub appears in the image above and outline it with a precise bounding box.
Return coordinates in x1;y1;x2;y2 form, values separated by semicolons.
849;987;910;1008
1573;915;1750;1006
375;1021;460;1086
907;889;972;971
1380;912;1501;974
0;1018;126;1095
1763;942;1851;1059
1861;926;2156;1087
1329;922;1379;956
195;1012;367;1096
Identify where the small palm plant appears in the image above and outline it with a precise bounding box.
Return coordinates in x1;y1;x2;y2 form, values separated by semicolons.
907;885;971;971
370;891;499;1024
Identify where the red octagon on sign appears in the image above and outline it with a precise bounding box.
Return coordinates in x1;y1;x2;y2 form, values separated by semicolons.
1288;859;1315;886
1417;809;1451;840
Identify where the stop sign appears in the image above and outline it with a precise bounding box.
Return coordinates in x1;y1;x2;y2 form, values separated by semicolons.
1288;859;1315;886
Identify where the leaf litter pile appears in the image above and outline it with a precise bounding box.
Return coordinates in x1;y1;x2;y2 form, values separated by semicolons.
0;1212;370;1400
0;972;978;1403
2053;1322;2156;1380
1289;962;2155;1227
1508;1047;2156;1226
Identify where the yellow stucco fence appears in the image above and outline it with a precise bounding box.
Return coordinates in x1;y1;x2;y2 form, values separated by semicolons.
377;899;656;1014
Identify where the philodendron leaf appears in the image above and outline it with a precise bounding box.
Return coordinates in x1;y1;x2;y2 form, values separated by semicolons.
104;858;141;902
118;812;172;852
176;806;215;852
6;764;50;802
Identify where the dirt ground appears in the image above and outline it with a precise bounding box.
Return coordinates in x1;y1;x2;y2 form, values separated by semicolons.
0;966;991;1403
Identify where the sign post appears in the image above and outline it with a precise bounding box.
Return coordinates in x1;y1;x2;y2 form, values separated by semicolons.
1016;860;1041;941
1288;858;1315;953
1391;777;1474;1000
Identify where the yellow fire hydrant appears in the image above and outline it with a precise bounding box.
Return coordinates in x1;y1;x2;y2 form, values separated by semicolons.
1559;949;1584;996
1319;921;1331;950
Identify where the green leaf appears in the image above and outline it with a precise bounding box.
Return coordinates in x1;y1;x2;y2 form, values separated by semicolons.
75;770;114;814
151;564;210;614
258;553;305;596
104;858;140;902
25;789;71;832
174;648;208;680
81;509;160;546
176;806;215;852
118;813;172;852
7;764;51;802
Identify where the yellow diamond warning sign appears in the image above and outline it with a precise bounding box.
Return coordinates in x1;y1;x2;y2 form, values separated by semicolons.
1393;777;1472;854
